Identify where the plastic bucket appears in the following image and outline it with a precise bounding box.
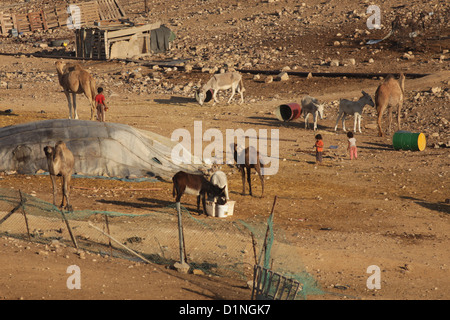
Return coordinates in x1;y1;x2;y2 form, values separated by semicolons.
274;103;301;121
205;200;216;217
226;201;235;216
393;131;426;151
216;204;229;218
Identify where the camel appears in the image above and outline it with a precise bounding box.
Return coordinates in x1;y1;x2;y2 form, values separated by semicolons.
374;73;405;137
55;61;97;120
44;141;75;211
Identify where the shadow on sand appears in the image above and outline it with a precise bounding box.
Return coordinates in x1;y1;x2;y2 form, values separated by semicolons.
401;196;450;214
154;96;196;105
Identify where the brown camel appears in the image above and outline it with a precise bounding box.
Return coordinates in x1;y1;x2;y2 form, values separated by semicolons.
233;144;265;198
374;73;405;137
55;61;97;120
44;141;75;211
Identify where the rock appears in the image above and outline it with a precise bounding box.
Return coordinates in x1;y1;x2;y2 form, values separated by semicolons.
365;123;378;130
330;59;339;67
265;75;273;84
174;261;190;274
346;58;356;65
402;52;414;60
276;72;289;81
431;87;441;95
192;269;205;275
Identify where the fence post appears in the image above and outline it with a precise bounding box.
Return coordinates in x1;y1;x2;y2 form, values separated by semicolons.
19;190;31;241
60;209;78;249
174;202;189;273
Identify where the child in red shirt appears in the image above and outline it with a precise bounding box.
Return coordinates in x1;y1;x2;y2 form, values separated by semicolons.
314;134;324;164
95;87;108;122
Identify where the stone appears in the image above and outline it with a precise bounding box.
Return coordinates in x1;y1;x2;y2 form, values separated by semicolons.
330;59;339;67
174;261;190;274
276;72;289;81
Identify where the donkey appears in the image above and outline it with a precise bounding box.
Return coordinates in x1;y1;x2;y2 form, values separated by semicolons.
334;91;374;133
172;171;226;215
196;72;245;105
209;165;229;201
233;144;265;198
301;95;325;131
43;141;74;211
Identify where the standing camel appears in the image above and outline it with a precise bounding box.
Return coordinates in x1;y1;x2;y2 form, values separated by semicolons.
44;141;74;211
374;73;405;137
55;61;97;120
233;144;264;198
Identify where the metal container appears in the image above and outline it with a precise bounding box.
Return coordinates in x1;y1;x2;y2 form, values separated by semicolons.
274;103;302;121
393;131;426;151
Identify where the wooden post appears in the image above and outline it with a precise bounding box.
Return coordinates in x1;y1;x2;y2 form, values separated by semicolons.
258;196;277;266
0;203;22;225
88;222;151;264
104;214;113;257
19;190;31;241
60;209;78;249
0;189;27;226
251;232;258;265
176;202;186;264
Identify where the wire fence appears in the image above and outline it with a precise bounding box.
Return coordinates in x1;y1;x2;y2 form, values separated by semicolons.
0;187;324;299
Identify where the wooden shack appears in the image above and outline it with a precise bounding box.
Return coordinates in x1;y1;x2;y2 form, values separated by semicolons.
75;22;161;60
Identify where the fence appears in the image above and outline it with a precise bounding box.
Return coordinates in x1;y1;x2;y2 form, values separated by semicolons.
0;187;325;299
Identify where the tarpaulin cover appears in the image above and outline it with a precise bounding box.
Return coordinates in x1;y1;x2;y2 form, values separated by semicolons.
0;119;205;181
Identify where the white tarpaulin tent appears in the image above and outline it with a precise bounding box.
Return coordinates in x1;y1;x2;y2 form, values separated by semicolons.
0;119;205;181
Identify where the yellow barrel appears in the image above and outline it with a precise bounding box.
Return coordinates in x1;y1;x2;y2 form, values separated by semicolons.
393;131;426;151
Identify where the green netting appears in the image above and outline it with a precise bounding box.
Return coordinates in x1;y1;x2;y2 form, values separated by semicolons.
0;187;325;299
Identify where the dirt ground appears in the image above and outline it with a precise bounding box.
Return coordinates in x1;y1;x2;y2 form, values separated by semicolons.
0;0;449;301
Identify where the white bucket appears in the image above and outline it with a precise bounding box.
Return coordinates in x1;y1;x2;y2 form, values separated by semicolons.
226;201;235;216
216;204;229;218
205;200;216;217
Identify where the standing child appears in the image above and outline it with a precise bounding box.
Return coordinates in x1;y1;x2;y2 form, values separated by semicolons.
347;131;358;160
95;87;108;122
314;134;324;164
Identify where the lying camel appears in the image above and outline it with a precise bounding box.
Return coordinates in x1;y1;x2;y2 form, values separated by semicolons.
374;73;405;137
55;61;97;120
44;141;74;211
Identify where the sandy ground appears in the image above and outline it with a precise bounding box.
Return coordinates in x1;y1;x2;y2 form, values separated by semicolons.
0;0;449;301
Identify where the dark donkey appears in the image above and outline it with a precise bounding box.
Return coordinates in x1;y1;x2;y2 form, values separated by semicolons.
233;144;264;198
172;171;226;215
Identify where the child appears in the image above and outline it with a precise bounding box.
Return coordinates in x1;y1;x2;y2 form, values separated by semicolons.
95;87;108;122
314;134;324;164
347;131;357;160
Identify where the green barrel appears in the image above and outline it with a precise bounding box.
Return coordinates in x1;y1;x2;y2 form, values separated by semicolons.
393;131;426;151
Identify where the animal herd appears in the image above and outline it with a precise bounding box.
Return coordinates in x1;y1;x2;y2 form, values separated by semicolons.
49;60;406;214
